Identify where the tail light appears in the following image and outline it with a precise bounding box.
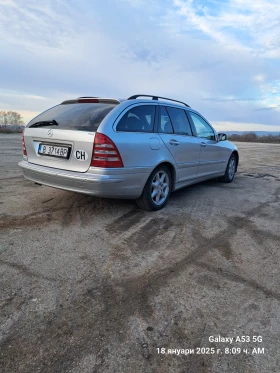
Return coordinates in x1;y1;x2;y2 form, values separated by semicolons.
91;133;123;168
22;130;27;156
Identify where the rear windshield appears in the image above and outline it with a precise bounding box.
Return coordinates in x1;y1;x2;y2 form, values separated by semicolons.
27;103;117;131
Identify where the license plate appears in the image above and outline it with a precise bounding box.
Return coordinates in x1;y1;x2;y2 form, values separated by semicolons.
38;144;70;159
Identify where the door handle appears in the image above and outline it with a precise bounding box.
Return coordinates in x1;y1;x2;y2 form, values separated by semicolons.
200;142;207;147
170;139;179;146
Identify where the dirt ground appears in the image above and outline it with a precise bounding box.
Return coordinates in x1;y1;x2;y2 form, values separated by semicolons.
0;134;280;373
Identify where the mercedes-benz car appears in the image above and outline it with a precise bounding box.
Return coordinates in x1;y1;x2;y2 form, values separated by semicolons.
19;94;239;210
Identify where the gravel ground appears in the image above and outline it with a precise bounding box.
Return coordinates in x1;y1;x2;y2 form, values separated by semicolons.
0;134;280;373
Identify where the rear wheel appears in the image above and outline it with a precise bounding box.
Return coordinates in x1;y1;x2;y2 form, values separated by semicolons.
136;166;171;211
220;153;236;183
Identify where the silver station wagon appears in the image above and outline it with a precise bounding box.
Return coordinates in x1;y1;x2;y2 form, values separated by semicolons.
19;94;239;210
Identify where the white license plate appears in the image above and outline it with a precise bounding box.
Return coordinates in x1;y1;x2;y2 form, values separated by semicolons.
38;144;70;158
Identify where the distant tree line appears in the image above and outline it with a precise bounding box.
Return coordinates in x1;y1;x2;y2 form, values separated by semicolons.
228;132;280;144
0;111;25;133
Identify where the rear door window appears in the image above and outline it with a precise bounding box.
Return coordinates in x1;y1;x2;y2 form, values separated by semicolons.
27;103;117;132
116;105;156;132
159;106;174;133
165;107;193;136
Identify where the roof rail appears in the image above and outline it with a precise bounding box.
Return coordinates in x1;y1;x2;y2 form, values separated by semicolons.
61;97;120;105
127;94;190;107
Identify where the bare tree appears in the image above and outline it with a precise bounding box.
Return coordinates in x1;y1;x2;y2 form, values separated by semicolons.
0;111;25;126
228;132;280;144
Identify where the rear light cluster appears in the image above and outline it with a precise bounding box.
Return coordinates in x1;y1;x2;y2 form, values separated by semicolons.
91;133;123;168
22;130;27;156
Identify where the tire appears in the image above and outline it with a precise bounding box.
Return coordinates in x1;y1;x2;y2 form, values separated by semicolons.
136;166;172;211
220;153;236;183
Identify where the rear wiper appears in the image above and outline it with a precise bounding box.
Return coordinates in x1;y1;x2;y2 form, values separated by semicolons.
30;119;59;128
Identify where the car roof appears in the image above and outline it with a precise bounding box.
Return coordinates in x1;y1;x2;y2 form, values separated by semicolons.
61;95;191;110
127;94;190;107
124;98;188;109
120;100;205;117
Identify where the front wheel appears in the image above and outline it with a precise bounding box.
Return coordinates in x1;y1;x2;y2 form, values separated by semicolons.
220;153;236;183
136;166;171;211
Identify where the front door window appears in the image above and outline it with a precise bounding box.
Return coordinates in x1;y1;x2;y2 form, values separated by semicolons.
189;112;215;140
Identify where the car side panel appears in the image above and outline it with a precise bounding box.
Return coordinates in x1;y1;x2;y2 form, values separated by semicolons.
186;109;232;178
158;133;201;182
197;139;229;177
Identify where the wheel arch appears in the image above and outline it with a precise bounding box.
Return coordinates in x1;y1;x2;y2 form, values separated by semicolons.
232;150;239;171
151;161;177;191
136;161;176;210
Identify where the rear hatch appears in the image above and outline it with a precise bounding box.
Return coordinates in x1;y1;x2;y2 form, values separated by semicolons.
24;98;119;172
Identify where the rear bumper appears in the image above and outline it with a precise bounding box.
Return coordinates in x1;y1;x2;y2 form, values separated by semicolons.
18;160;150;198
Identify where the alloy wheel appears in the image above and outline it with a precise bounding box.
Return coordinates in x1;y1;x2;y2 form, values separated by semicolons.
151;171;170;206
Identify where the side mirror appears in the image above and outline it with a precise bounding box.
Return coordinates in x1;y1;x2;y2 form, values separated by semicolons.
218;133;227;141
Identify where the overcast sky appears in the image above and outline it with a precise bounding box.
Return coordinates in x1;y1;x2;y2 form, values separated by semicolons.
0;0;279;131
